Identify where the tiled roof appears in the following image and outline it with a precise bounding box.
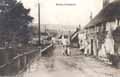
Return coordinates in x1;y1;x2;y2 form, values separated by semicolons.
85;0;120;29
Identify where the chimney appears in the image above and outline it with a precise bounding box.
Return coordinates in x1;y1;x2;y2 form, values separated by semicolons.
79;24;81;30
103;0;109;8
90;12;93;20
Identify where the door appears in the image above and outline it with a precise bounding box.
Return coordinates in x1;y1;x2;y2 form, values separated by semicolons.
91;39;94;55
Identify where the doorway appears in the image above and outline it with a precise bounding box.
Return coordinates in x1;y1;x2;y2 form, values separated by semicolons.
91;39;94;55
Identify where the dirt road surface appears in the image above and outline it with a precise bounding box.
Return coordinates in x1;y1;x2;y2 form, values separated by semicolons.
19;46;120;77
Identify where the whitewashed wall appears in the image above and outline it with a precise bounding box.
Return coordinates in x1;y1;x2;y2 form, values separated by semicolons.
98;19;118;57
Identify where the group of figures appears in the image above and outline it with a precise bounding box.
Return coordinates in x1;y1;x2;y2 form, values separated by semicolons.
61;35;71;56
51;35;71;56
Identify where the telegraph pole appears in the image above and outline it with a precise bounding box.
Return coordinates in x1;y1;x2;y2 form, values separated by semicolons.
38;1;41;46
38;0;42;56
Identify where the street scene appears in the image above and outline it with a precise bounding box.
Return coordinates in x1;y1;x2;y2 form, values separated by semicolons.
0;0;120;77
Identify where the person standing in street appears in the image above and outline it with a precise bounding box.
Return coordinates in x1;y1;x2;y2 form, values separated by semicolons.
51;36;56;48
61;35;71;56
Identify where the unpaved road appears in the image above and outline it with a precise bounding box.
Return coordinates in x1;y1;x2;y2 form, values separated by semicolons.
19;46;120;77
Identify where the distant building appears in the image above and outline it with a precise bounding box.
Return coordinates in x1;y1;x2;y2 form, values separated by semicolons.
70;26;81;48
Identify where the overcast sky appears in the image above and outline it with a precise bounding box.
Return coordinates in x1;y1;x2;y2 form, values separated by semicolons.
19;0;103;27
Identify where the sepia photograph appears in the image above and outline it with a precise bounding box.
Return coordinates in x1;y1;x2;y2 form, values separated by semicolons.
0;0;120;77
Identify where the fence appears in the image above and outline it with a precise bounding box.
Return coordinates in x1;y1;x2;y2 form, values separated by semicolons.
0;44;53;76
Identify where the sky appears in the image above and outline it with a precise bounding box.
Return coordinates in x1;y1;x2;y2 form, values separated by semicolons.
19;0;103;28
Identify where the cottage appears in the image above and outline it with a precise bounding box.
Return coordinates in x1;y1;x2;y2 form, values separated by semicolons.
85;0;120;58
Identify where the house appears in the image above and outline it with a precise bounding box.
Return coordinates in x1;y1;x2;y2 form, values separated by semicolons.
85;0;120;58
70;25;87;48
70;27;80;48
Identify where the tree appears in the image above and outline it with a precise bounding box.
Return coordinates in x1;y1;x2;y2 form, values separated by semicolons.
0;0;33;47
